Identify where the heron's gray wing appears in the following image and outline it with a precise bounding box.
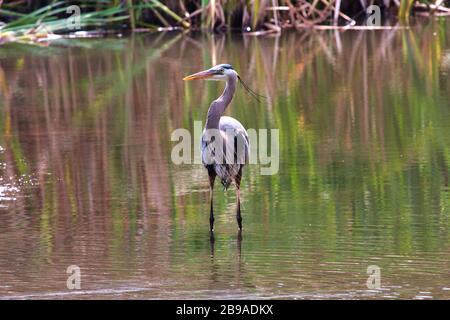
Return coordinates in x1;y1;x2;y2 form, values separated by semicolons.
219;116;249;166
202;116;249;166
201;117;248;188
201;132;217;167
218;117;249;188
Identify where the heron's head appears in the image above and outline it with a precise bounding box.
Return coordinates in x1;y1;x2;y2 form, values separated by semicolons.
183;64;238;82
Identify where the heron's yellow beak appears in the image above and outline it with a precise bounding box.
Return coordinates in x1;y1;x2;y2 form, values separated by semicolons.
183;69;216;81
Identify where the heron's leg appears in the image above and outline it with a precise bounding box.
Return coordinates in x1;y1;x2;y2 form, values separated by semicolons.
208;170;216;232
235;167;243;230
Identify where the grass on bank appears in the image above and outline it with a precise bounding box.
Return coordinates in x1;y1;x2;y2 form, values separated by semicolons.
0;1;450;44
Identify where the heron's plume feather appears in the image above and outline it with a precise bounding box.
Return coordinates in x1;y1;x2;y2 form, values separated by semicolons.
237;75;266;103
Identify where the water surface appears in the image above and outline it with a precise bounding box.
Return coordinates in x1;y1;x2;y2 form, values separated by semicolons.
0;23;450;299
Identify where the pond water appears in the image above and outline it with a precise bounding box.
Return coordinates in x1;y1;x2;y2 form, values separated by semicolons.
0;22;449;299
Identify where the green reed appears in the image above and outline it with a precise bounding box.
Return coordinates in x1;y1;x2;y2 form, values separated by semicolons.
0;0;447;42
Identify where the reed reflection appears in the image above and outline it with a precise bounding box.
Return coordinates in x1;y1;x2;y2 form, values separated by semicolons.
0;23;449;298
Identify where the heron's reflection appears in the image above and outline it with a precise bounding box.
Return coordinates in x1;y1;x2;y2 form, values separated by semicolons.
237;230;242;258
209;231;215;257
209;230;242;257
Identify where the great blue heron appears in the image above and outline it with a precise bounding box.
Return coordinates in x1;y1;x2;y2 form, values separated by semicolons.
183;64;251;232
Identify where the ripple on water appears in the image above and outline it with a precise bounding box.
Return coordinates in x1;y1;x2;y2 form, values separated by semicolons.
0;185;19;207
0;174;25;207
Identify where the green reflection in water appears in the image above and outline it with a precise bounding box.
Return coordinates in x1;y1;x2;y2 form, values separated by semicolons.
0;22;449;299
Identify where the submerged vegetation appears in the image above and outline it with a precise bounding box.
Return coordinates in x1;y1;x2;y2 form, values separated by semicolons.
1;1;450;44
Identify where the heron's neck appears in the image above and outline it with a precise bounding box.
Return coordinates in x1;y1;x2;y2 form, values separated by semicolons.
205;76;236;130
